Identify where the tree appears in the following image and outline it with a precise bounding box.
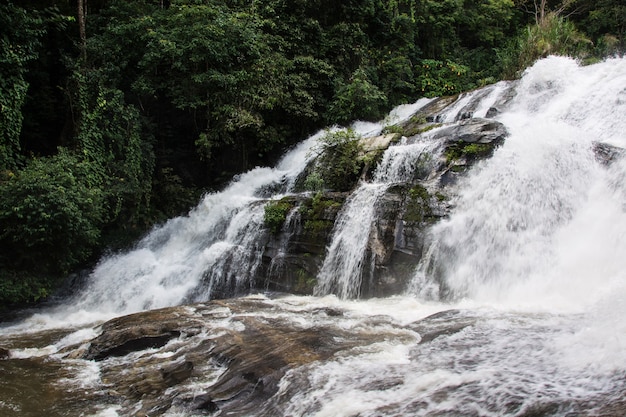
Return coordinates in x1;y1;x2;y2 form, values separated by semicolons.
0;150;104;304
0;4;44;171
77;0;87;58
329;68;388;123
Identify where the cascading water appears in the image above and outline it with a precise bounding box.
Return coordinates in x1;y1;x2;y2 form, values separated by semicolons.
57;137;319;321
269;56;626;416
416;56;626;310
1;57;626;417
3;97;432;329
314;134;442;298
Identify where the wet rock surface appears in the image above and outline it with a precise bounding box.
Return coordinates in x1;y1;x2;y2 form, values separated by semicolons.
64;297;416;416
2;298;626;417
593;141;625;165
258;105;510;299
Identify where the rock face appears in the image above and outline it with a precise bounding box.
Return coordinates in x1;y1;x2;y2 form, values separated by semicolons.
431;117;508;145
593;141;625;165
257;103;509;298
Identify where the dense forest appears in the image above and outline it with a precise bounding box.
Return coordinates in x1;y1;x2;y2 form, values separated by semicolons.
0;0;624;307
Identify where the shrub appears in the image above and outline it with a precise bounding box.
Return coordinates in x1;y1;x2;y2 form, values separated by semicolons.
416;59;472;97
0;150;105;304
0;150;104;272
498;14;592;79
313;129;364;192
264;199;295;234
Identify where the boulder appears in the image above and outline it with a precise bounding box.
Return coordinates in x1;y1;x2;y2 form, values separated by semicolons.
0;347;10;359
593;141;625;166
432;117;508;145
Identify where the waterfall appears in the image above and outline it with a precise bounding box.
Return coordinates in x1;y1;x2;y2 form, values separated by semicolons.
2;57;626;417
315;137;442;298
413;56;626;312
41;133;319;324
16;98;432;325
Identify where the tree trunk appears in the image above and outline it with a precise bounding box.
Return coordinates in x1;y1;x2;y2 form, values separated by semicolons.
77;0;87;59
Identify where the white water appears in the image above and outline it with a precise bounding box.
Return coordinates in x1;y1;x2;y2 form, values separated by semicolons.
1;98;431;333
421;56;626;312
315;136;442;298
277;57;626;415
2;57;626;416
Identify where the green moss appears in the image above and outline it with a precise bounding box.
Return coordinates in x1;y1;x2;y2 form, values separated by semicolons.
404;184;432;223
382;124;404;135
294;268;317;293
445;142;494;164
312;128;365;192
435;191;447;202
410;115;428;125
300;192;342;236
264;199;295;234
403;122;442;137
304;219;333;235
463;143;493;157
304;192;341;218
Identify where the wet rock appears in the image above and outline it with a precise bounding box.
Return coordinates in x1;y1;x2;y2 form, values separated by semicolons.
244;91;508;300
432;117;508;145
408;310;477;344
485;106;499;118
0;347;10;359
161;360;194;386
260;192;346;294
360;133;400;152
69;298;413;416
83;307;204;361
593;141;625;166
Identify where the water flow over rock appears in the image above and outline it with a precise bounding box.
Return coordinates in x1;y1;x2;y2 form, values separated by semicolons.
2;57;626;417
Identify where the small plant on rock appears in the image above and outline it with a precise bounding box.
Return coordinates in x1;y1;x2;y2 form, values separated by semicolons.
264;199;295;234
311;128;365;192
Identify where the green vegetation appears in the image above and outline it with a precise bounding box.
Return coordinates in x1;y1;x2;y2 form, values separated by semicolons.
301;192;342;235
0;0;623;306
404;184;432;223
294;268;317;294
0;151;104;305
263;199;296;234
445;142;496;164
499;13;592;78
382;115;441;138
310;129;365;192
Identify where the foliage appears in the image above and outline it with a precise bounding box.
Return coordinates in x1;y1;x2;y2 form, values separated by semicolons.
72;70;155;237
0;150;105;304
329;68;388;123
0;270;54;307
578;0;625;55
404;184;432;223
0;4;45;171
498;13;593;79
303;172;325;192
312;129;365;192
445;142;495;164
301;192;341;235
416;59;472;97
1;0;623;307
264;199;295;234
151;167;202;220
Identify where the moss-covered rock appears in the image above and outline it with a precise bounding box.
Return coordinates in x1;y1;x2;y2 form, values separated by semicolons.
263;198;296;234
